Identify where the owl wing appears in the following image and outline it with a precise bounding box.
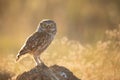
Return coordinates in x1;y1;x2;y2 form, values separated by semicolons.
17;31;46;60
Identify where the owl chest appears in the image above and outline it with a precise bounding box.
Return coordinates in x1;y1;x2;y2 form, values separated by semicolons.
34;35;53;54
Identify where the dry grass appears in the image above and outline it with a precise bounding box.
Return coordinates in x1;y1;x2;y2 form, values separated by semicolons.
0;26;120;80
0;69;14;80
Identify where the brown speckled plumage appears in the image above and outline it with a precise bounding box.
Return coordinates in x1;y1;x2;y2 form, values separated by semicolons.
16;19;57;65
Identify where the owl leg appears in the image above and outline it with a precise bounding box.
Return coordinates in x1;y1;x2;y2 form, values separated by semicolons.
37;56;43;64
33;55;41;65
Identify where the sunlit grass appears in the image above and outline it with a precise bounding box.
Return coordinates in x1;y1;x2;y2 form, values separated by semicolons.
0;26;120;80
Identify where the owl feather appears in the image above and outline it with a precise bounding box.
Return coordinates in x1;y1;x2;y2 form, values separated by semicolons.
16;31;50;61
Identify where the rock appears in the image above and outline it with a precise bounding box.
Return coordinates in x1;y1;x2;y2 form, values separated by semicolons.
16;63;80;80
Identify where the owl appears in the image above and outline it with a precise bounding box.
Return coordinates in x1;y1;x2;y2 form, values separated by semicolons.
16;19;57;65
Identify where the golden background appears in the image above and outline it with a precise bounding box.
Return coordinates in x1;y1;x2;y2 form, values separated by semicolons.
0;0;120;80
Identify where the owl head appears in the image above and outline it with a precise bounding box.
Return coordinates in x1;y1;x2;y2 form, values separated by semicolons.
37;19;57;35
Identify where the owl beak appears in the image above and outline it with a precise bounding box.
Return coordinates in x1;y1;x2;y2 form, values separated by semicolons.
47;25;50;28
46;25;50;30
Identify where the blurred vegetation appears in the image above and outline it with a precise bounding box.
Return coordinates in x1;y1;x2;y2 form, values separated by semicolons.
0;26;119;80
0;69;14;80
0;0;120;43
0;0;120;80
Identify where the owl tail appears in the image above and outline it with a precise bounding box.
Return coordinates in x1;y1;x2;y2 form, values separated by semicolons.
16;49;29;61
16;53;21;61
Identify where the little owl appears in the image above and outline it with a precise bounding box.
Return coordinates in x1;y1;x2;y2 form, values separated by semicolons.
16;19;57;65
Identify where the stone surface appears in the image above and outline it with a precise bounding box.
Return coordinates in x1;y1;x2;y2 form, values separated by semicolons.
16;63;80;80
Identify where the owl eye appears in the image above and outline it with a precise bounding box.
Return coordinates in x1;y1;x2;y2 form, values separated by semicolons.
50;24;55;28
50;24;53;26
43;23;47;27
41;23;46;28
